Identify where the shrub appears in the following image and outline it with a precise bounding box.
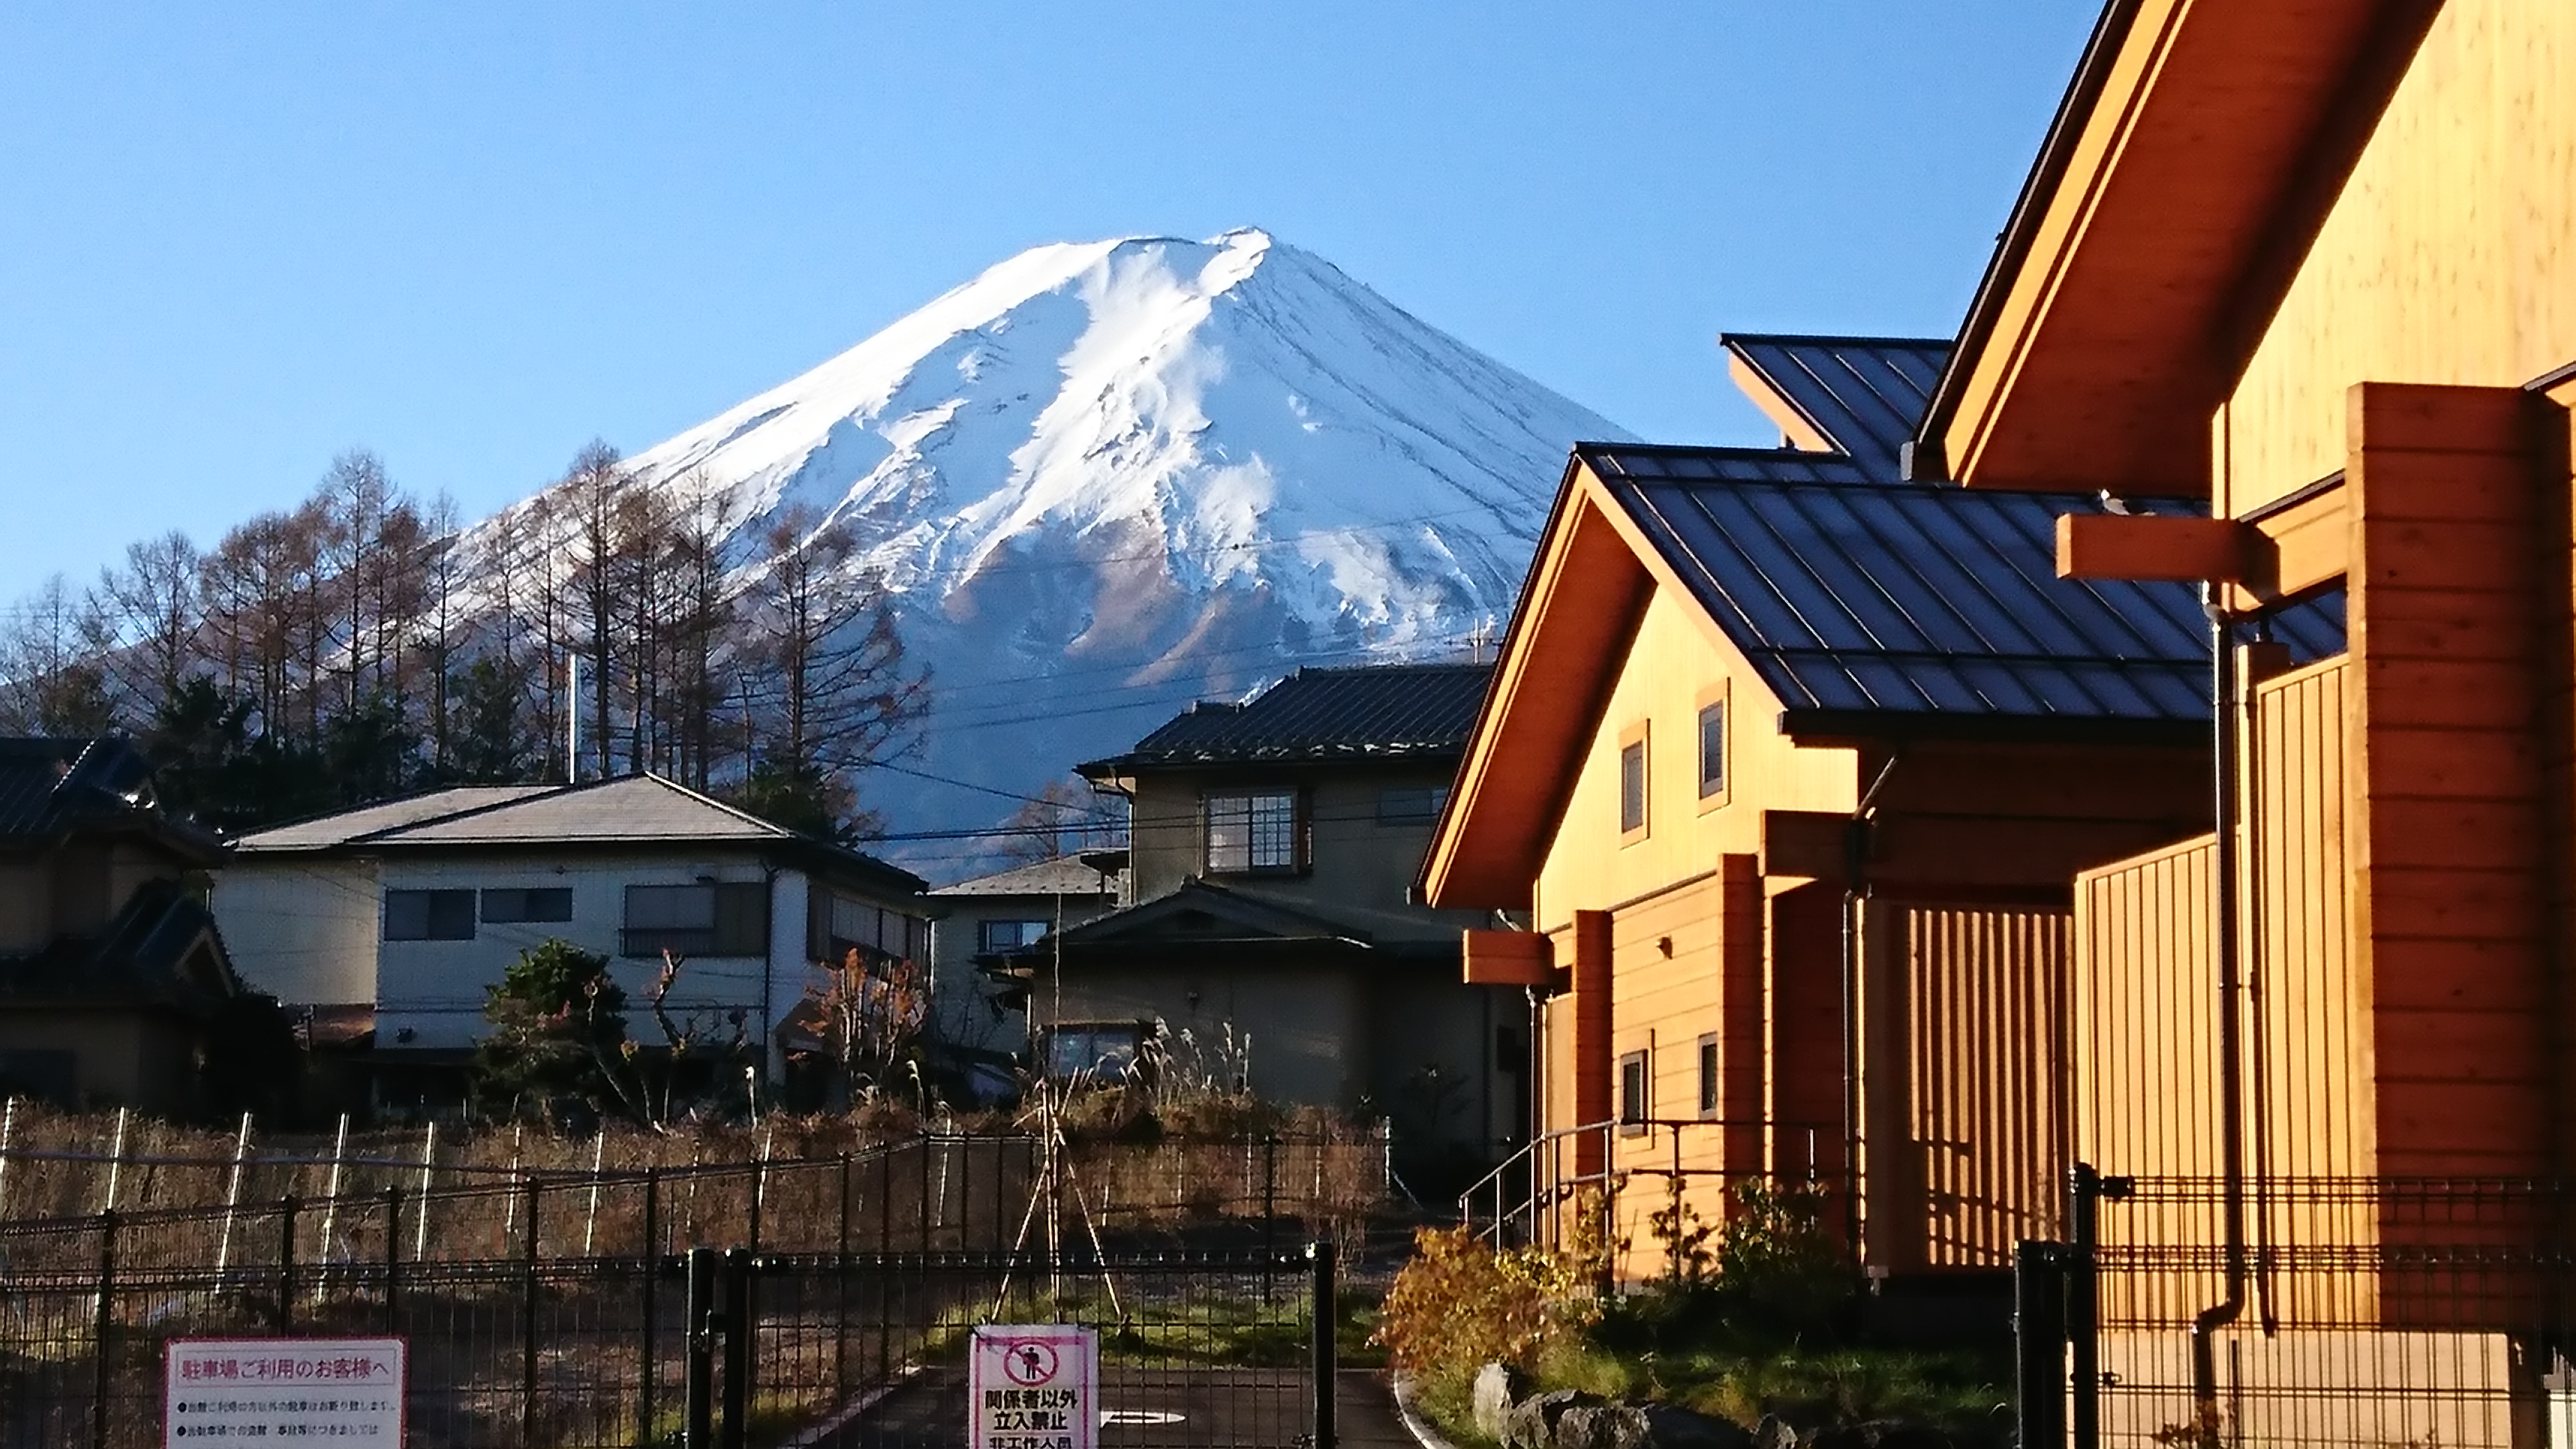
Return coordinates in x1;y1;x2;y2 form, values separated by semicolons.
1373;1227;1599;1389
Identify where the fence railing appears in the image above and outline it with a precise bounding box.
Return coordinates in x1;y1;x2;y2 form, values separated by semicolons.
1457;1117;1832;1267
2027;1169;2576;1449
0;1123;1354;1449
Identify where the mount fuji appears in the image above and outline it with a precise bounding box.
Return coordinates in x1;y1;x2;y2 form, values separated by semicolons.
582;228;1630;873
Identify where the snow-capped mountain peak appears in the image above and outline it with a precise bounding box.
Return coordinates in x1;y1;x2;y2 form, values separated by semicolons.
551;228;1631;869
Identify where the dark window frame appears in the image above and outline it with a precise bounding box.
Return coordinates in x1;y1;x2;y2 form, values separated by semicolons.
621;881;769;959
1618;733;1649;839
1618;1049;1650;1134
1375;786;1450;826
979;918;1051;954
481;887;574;924
1697;1033;1721;1118
1202;788;1305;874
1697;698;1727;800
384;888;476;942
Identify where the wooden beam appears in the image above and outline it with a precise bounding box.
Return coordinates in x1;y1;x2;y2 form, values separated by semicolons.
1762;810;1849;881
2057;514;2251;582
1460;928;1553;987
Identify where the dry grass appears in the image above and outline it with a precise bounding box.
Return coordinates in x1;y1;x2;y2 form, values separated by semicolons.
0;1102;1392;1273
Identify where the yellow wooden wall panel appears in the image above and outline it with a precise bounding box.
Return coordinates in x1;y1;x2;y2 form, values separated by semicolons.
1900;904;2071;1270
2222;0;2576;512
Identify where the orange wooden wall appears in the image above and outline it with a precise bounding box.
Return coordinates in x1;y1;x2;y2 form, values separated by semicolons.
2346;382;2553;1181
1892;902;2071;1269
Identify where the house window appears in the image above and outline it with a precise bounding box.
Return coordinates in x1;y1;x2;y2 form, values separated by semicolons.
1044;1020;1148;1081
1376;786;1450;826
980;918;1051;953
384;889;475;941
1619;737;1648;837
1697;1034;1720;1118
482;888;573;924
1697;700;1727;799
1619;1049;1649;1134
1204;790;1299;873
622;882;769;959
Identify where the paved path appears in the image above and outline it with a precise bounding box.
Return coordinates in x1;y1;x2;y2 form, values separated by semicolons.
811;1366;1415;1449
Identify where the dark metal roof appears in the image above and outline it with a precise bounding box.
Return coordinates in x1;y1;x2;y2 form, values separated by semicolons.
1576;443;2343;731
1721;334;1950;476
0;737;215;853
1087;662;1495;771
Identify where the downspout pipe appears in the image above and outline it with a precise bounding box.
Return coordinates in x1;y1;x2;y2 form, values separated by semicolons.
1841;755;1900;1267
2189;588;2249;1443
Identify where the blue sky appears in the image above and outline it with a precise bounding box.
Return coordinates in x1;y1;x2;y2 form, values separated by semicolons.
0;4;2096;606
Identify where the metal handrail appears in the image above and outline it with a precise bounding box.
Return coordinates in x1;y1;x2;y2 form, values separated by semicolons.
1457;1116;1829;1252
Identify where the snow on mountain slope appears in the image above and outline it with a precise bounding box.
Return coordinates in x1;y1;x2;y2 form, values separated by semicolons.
607;228;1630;874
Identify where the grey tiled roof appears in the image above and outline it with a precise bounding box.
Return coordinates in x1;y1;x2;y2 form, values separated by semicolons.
1577;443;2343;729
1721;334;1949;476
235;786;558;849
929;855;1121;898
232;774;926;893
1088;663;1494;771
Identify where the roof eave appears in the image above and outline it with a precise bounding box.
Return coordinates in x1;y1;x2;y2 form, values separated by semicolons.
1776;707;2207;751
1917;0;2441;496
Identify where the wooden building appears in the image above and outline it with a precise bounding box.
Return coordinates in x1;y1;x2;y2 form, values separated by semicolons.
1898;0;2576;1436
1419;337;2300;1285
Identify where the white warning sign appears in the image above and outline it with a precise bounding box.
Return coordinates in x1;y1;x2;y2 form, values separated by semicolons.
969;1324;1097;1449
164;1336;406;1443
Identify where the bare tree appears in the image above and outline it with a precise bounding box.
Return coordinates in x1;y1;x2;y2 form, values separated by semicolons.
0;574;116;734
560;441;627;782
95;530;203;712
737;504;928;836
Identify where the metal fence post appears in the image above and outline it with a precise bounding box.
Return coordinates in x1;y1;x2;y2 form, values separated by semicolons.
1309;1238;1336;1449
836;1151;852;1392
278;1195;298;1334
2068;1165;2101;1449
92;1209;117;1449
641;1168;661;1444
1263;1134;1279;1303
382;1189;402;1334
684;1246;716;1449
720;1246;753;1449
2015;1240;2070;1449
523;1177;542;1445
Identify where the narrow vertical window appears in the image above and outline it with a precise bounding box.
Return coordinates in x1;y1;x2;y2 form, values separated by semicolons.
1697;700;1727;798
1697;1034;1720;1117
1618;1049;1650;1132
1619;739;1648;837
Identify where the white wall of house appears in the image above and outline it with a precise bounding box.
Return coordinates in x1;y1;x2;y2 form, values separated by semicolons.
219;851;919;1080
217;858;383;1006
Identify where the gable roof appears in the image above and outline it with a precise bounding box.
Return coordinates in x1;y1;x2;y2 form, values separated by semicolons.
1721;335;1949;477
1081;662;1494;775
1422;443;2343;908
0;737;220;859
233;774;926;895
1579;443;2339;731
1915;0;2443;493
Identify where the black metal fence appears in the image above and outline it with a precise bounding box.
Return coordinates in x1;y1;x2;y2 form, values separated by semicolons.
2021;1169;2576;1448
0;1132;1341;1448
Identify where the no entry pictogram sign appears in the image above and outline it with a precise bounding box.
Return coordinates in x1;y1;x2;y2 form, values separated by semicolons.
969;1325;1097;1449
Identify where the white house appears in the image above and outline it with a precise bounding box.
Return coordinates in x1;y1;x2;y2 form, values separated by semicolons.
216;775;928;1104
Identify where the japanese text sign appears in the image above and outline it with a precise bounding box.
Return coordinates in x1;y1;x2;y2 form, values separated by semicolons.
165;1337;406;1444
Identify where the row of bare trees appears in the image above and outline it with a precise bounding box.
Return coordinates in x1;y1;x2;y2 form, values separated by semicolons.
0;443;926;837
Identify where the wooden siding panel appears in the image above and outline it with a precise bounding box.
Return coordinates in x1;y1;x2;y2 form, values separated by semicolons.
2076;837;2229;1325
1900;903;2071;1269
2222;0;2576;511
2347;384;2554;1183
